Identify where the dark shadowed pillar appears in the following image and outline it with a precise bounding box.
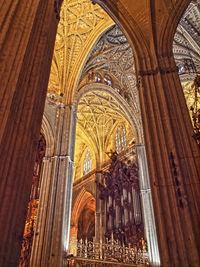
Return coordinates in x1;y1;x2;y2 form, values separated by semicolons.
137;53;200;267
0;1;62;266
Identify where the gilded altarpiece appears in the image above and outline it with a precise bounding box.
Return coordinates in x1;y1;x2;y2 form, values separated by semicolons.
19;134;46;267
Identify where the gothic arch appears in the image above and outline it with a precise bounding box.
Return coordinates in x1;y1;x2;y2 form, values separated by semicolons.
159;0;192;57
71;187;95;230
68;19;114;102
92;1;193;71
91;0;150;68
41;114;55;157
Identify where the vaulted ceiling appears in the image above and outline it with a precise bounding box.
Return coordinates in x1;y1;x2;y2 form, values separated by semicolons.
47;0;113;99
47;0;200;179
75;90;135;165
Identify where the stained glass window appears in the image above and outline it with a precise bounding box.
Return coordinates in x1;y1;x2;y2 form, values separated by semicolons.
178;65;186;75
104;75;112;86
95;73;101;83
83;149;91;175
178;59;196;75
115;87;120;94
115;126;127;153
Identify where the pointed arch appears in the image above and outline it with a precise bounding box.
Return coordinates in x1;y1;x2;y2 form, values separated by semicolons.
41;114;55;157
71;187;95;229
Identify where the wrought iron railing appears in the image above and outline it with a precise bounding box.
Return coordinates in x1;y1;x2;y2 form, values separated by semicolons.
67;238;149;266
64;257;149;267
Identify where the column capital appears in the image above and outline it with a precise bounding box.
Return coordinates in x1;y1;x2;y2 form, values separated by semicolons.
135;144;145;148
46;93;77;116
44;155;74;163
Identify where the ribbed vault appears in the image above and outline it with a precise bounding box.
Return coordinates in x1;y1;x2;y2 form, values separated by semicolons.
47;0;113;100
74;89;136;181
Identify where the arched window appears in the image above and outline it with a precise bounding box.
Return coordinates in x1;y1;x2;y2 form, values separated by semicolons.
178;65;186;75
115;126;127;153
115;87;120;94
83;149;91;175
104;75;112;86
95;73;101;83
178;59;196;75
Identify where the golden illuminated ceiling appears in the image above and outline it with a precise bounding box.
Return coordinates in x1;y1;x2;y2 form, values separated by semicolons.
77;90;132;150
74;89;136;181
47;1;200;182
182;81;200;111
79;25;144;139
47;0;113;101
47;0;200;111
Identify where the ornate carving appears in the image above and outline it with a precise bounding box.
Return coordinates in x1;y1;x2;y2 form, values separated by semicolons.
75;90;135;168
48;0;112;96
67;237;149;265
81;25;140;112
76;24;144;144
98;152;144;247
173;1;200;83
19;134;46;267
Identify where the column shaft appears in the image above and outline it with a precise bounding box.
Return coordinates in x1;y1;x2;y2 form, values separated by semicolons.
138;55;200;266
95;172;103;242
136;145;160;266
0;1;60;266
30;104;77;267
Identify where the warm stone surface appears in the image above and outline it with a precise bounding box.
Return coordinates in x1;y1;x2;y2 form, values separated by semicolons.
0;1;200;267
47;0;113;101
30;102;77;267
90;1;200;266
0;1;60;266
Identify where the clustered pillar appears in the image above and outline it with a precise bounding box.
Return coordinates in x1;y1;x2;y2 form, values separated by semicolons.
138;53;200;266
0;1;61;266
30;104;77;267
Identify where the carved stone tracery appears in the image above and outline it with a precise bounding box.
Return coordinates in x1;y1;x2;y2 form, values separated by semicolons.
48;0;113;98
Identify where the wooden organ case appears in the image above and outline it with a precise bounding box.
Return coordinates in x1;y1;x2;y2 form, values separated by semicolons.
99;152;145;249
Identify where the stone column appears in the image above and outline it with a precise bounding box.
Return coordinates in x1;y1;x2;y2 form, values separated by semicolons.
138;54;200;266
30;156;55;266
30;104;77;267
136;145;160;266
0;1;61;266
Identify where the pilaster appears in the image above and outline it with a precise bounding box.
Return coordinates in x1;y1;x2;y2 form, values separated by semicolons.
136;145;160;266
30;103;77;267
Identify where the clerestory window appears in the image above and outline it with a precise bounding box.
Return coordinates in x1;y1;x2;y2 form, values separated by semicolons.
83;149;91;175
115;126;127;153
